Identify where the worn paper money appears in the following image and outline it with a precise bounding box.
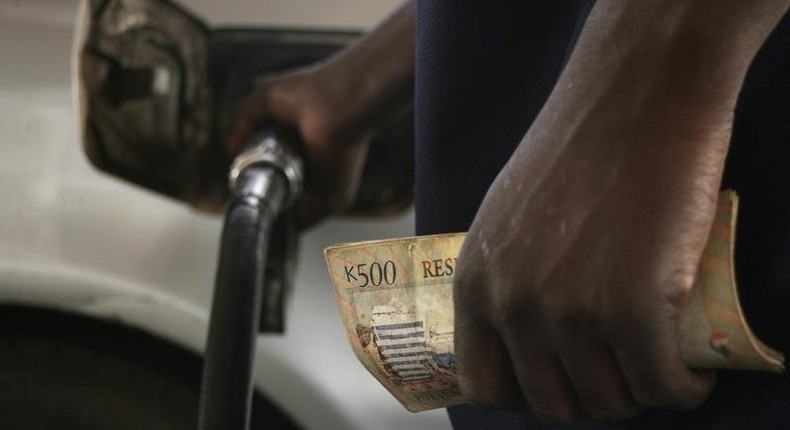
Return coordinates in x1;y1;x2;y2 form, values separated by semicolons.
324;191;784;412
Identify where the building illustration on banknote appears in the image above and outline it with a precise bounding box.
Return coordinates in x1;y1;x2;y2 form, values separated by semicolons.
369;305;457;388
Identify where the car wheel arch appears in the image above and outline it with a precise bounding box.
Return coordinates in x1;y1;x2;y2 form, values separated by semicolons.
0;303;302;429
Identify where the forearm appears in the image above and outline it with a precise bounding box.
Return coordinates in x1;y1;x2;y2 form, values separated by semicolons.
317;0;415;134
568;0;790;110
542;0;790;135
512;0;790;205
502;0;790;278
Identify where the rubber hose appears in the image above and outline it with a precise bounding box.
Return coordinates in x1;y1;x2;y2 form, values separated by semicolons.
198;177;284;430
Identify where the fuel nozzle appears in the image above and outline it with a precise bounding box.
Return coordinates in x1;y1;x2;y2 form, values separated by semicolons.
229;131;304;210
199;131;304;430
229;131;304;333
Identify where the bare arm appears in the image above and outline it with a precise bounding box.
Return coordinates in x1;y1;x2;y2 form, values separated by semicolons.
227;1;415;228
455;0;789;425
310;0;415;144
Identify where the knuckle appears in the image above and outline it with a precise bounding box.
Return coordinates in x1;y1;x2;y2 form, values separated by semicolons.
662;267;696;308
297;107;334;143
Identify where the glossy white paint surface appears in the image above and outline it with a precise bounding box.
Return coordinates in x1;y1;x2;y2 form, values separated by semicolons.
0;1;451;429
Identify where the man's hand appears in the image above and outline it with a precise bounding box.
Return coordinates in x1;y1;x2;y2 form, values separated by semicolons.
454;0;789;424
226;66;372;229
225;1;414;229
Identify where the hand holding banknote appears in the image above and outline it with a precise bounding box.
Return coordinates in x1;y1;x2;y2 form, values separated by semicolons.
454;107;731;423
325;192;782;416
450;2;790;422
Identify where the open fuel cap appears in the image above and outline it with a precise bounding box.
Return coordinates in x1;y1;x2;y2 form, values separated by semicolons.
75;0;220;209
75;0;415;216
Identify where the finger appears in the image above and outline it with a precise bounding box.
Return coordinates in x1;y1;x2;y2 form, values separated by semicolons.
505;335;585;425
225;91;269;153
612;316;715;410
555;333;639;420
456;320;526;410
226;78;301;154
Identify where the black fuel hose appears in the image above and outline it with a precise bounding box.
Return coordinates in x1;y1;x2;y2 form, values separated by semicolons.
198;167;288;430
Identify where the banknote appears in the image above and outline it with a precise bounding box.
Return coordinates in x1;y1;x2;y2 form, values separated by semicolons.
324;191;784;412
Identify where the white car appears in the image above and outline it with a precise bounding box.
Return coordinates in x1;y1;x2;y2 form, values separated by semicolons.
0;1;451;429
